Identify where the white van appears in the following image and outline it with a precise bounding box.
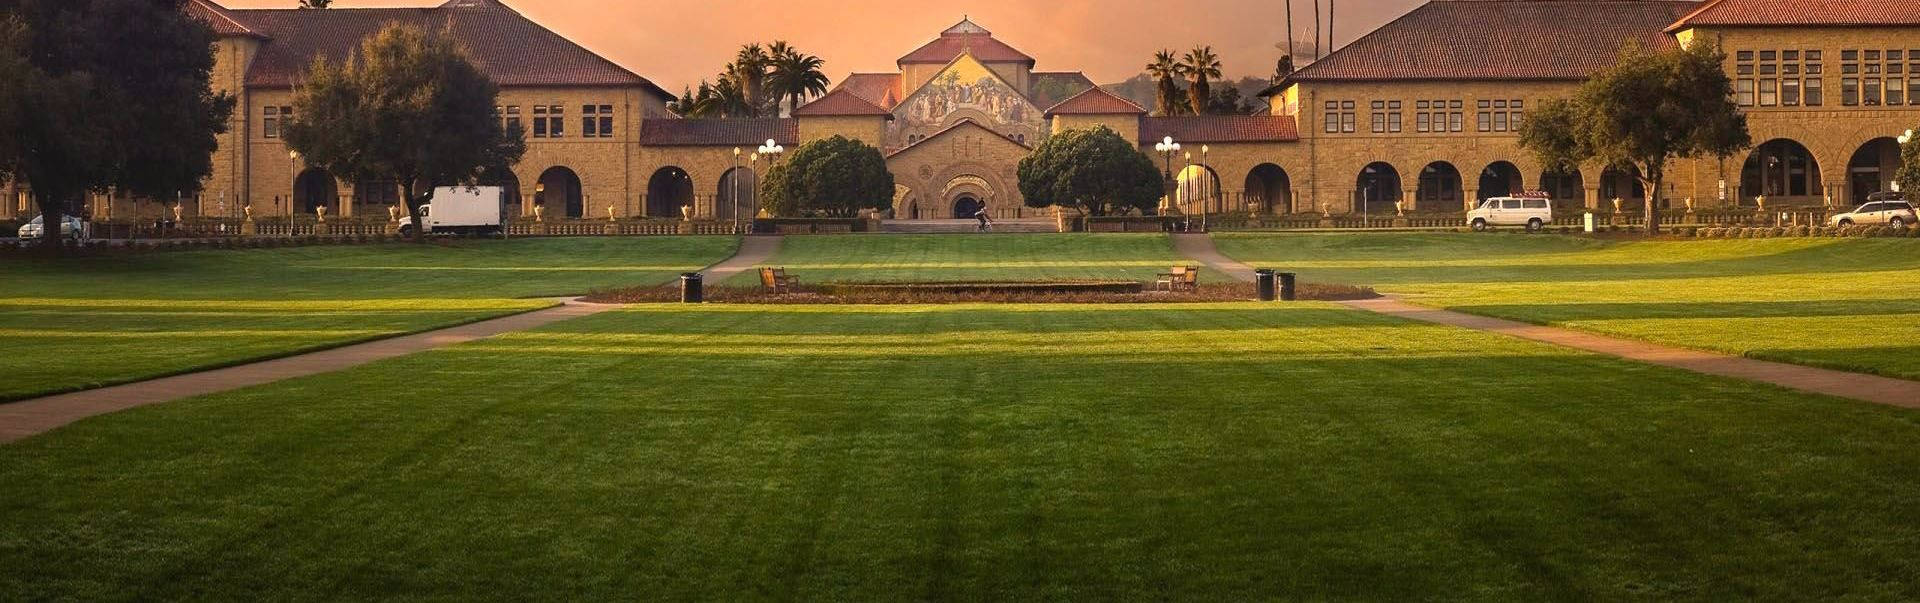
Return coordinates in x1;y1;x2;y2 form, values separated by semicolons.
398;186;511;236
1468;193;1553;232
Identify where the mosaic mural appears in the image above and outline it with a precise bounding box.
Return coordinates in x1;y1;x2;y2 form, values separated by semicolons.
888;54;1044;150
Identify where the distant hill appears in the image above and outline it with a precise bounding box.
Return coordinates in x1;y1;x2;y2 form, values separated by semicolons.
1102;74;1275;115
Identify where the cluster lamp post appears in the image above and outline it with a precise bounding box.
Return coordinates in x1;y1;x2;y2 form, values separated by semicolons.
1155;136;1181;219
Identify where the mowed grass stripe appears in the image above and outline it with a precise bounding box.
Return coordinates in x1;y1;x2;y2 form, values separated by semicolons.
1213;233;1920;379
3;304;1917;599
722;233;1220;285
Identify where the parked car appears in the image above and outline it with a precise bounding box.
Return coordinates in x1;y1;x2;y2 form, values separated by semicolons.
1829;194;1916;228
397;186;510;236
1467;192;1552;232
17;215;90;243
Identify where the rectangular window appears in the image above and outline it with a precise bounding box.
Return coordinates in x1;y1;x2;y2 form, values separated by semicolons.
1890;78;1906;105
1910;78;1920;105
1341;112;1356;133
1782;78;1801;106
1325;110;1340;134
1736;79;1755;106
1784;50;1799;61
1449;112;1463;132
505;106;521;134
1759;50;1776;61
263;106;280;138
1805;77;1824;105
1371;111;1385;133
1493;112;1508;132
533;105;549;137
1865;78;1882;105
1737;50;1754;61
598;104;614;137
1388;112;1402;133
1416;112;1430;133
1843;77;1860;105
1807;50;1822;62
1759;78;1777;106
581;105;598;137
548;105;564;137
1477;112;1492;132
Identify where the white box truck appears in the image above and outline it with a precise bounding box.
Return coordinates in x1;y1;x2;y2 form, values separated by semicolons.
399;186;511;236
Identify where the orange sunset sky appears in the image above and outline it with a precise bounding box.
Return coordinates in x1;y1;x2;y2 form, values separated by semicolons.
216;0;1423;91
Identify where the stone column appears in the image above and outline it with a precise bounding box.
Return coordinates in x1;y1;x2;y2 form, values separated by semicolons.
1583;186;1601;210
1462;188;1478;212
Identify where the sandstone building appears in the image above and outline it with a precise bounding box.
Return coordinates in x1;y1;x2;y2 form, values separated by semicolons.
5;0;1916;223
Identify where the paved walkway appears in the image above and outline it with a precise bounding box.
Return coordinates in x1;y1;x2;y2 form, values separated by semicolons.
0;235;786;444
1173;233;1920;408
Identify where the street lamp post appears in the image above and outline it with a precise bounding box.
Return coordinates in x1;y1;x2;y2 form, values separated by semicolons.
1154;136;1180;220
288;150;300;238
731;147;743;234
756;139;785;227
1200;144;1211;232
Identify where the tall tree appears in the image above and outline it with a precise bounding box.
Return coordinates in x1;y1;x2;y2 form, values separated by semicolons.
298;0;330;8
767;42;828;115
730;43;769;116
1285;0;1295;71
1274;55;1295;83
1145;50;1185;117
1897;128;1920;196
0;0;235;252
1018;126;1164;217
283;23;525;241
1182;46;1222;115
1313;0;1322;61
1519;41;1749;235
760;136;892;218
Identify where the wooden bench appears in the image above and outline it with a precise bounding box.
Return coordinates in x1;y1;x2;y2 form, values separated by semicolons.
1154;266;1201;292
759;267;801;294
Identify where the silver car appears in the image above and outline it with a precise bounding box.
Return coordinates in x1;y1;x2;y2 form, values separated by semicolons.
17;215;90;243
1829;197;1916;228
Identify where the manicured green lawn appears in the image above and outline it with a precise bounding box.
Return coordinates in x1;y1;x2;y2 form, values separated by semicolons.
1214;233;1920;379
723;233;1216;285
0;237;736;400
4;304;1918;599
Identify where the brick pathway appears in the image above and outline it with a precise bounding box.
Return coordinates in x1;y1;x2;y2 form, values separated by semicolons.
0;235;787;444
1173;233;1920;408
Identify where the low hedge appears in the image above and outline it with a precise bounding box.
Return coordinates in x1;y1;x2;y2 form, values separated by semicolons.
1690;224;1917;239
819;280;1146;295
752;217;870;234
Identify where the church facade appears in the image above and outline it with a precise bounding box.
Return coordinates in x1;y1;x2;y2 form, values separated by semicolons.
6;0;1918;223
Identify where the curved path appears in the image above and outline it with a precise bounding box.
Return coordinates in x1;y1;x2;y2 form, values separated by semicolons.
1172;233;1920;408
0;235;786;444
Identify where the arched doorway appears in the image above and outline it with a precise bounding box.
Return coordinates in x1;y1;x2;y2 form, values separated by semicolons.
1175;165;1222;214
293;168;336;216
951;195;983;218
1599;166;1646;210
1848;138;1900;205
1355;162;1401;214
1478;161;1524;200
1416;162;1461;212
536;167;583;219
1741;139;1821;206
715;167;758;221
1540;168;1584;208
479;167;522;216
1245;164;1292;213
646;167;693;219
892;184;916;220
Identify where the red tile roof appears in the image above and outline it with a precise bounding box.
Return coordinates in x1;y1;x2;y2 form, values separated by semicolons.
792;89;894;118
837;73;905;108
1140;116;1300;144
887;118;1030;157
899;20;1035;66
1667;0;1920;31
216;0;668;97
637;118;798;147
1045;86;1146;117
184;0;263;38
1289;0;1700;83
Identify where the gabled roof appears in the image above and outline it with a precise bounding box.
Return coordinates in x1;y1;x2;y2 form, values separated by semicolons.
793;89;894;118
887;118;1031;158
891;51;1041;120
1288;0;1699;83
1667;0;1920;32
837;73;905;108
1045;86;1147;117
637;118;798;147
207;0;669;97
1139;116;1299;144
899;17;1035;66
186;0;264;38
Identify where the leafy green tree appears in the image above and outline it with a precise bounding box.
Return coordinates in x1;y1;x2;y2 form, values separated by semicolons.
1898;129;1920;196
0;0;235;252
283;23;525;241
1018;126;1164;217
1182;46;1222;115
760;136;891;217
1519;41;1749;235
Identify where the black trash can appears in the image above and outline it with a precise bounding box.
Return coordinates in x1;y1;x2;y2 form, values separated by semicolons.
1279;272;1298;302
1255;269;1278;301
680;272;704;303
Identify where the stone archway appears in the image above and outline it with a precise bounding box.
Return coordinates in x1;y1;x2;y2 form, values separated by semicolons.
1741;139;1822;206
943;175;993;218
715;167;757;221
293;168;337;216
479;167;521;216
1244;164;1292;214
1415;162;1461;213
1356;162;1402;214
536;167;583;219
1175;164;1223;215
646;167;693;219
923;161;1017;220
1477;161;1524;201
1847;137;1901;205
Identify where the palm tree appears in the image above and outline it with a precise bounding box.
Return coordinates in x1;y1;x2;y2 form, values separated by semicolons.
768;42;829;116
712;77;752;118
1146;50;1185;117
731;44;770;116
1182;46;1222;115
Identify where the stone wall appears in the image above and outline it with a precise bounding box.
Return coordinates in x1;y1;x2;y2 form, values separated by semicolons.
884;121;1031;219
